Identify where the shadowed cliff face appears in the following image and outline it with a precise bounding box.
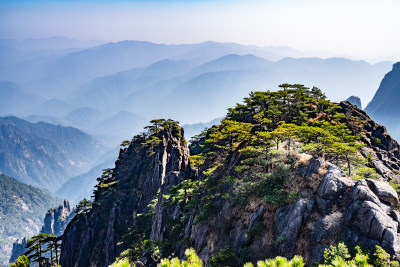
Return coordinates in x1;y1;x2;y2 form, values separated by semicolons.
60;125;190;267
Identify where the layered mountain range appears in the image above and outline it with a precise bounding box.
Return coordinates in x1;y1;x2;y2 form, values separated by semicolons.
0;38;393;147
0;116;105;191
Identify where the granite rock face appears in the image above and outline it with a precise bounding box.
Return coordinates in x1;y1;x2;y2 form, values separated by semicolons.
316;165;353;213
60;126;190;267
285;162;400;264
42;200;73;236
274;198;314;258
345;179;400;256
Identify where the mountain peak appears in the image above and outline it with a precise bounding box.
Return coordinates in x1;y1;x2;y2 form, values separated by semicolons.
393;61;400;70
365;62;400;139
345;95;362;109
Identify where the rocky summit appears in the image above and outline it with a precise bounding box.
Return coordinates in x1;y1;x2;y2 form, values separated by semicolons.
57;85;400;266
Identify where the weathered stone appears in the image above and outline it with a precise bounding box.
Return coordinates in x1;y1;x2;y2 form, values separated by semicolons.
341;100;400;180
10;200;73;263
60;126;191;267
274;198;312;258
9;238;27;264
134;249;157;267
366;179;399;206
42;200;73;236
310;245;328;265
311;212;343;244
316;164;353;212
349;180;380;203
303;199;314;221
311;219;328;243
345;179;400;257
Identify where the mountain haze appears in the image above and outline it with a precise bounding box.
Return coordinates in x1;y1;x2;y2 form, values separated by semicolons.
0;82;45;116
0;39;392;144
0;116;105;191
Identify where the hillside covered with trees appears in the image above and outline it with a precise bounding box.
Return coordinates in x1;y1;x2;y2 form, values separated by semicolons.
57;84;400;266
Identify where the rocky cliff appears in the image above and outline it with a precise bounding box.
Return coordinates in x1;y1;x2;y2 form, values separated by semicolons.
41;200;74;236
59;87;400;266
8;238;27;264
60;122;190;267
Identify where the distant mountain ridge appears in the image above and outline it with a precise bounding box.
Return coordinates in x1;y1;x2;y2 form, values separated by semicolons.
1;38;389;99
0;39;393;146
0;116;105;191
56;54;390;126
345;96;362;109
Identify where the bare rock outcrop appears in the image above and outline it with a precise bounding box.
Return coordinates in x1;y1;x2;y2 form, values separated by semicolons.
345;179;400;257
60;125;190;267
340;101;400;180
9;238;27;263
9;200;73;264
274;198;314;258
316;165;353;213
42;200;73;236
273;162;400;264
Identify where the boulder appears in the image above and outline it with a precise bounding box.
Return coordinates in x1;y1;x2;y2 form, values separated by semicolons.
345;179;400;256
316;165;353;213
366;179;399;206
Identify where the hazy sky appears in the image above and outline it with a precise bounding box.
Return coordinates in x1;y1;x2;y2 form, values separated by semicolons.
1;0;400;62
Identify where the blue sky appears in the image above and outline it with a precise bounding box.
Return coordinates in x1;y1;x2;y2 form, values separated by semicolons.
1;0;400;62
